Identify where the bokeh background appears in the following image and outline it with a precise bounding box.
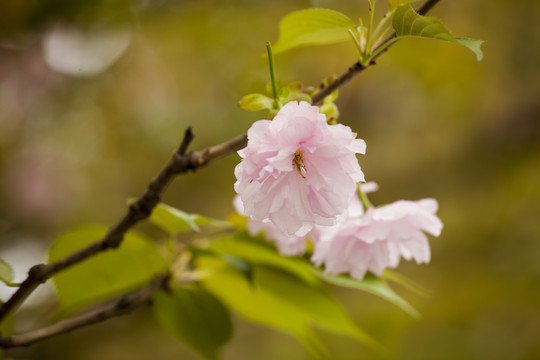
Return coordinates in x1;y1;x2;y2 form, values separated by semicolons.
1;0;539;359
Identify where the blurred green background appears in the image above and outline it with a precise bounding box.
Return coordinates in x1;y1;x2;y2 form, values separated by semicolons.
1;0;539;359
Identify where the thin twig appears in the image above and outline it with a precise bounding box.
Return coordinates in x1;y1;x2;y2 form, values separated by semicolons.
0;274;169;348
0;0;441;333
311;61;367;106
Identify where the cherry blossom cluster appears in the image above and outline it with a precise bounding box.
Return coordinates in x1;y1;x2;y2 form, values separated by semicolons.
234;101;442;280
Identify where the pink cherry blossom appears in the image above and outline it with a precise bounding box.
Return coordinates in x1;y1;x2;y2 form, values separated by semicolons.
233;195;306;256
234;101;366;237
311;198;443;280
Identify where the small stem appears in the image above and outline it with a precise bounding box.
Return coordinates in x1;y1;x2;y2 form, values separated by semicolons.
372;26;393;51
266;42;282;109
367;0;376;54
357;183;374;211
348;29;364;58
370;11;392;52
4;281;22;288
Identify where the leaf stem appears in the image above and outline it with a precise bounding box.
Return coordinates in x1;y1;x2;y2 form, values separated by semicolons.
367;0;376;55
358;183;374;211
3;281;22;288
370;11;393;52
348;29;364;58
266;42;282;109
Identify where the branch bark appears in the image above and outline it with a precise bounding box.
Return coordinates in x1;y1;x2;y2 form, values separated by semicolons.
0;0;442;340
0;274;169;348
0;127;251;324
0;128;193;322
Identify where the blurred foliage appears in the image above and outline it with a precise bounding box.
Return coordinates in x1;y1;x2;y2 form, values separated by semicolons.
48;226;168;317
0;260;13;286
1;0;540;359
153;283;233;360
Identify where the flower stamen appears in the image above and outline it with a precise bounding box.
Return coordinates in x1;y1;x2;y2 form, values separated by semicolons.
293;150;307;178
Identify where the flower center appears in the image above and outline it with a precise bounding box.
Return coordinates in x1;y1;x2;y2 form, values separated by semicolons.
293;150;307;179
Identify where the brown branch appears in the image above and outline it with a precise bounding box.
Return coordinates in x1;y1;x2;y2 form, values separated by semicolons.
0;128;193;322
0;274;169;348
0;0;441;332
417;0;442;16
0;127;249;324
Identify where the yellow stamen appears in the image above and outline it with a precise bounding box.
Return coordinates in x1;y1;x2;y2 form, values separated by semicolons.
293;150;307;179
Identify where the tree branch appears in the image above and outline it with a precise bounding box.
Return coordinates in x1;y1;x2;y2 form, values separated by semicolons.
0;127;249;324
0;274;169;348
417;0;442;16
0;0;441;329
0;127;196;322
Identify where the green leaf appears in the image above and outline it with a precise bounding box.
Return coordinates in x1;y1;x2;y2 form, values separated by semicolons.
219;253;254;284
198;257;381;357
149;202;229;234
320;102;340;124
208;235;319;286
49;226;168;316
315;270;420;319
273;9;359;54
238;93;274;112
153;284;232;360
257;266;380;349
0;258;13;285
278;82;312;104
283;81;303;92
455;37;485;62
392;5;484;61
389;0;418;12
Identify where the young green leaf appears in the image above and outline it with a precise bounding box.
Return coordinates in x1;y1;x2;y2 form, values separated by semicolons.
149;202;229;234
392;5;484;61
198;257;327;359
199;257;382;357
310;84;340;123
279;90;312;105
257;266;381;351
238;93;274;112
0;258;13;286
153;284;232;360
273;9;359;54
319;101;340;124
315;270;420;319
389;0;418;12
219;253;254;284
455;37;485;62
209;235;319;286
49;226;168;316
